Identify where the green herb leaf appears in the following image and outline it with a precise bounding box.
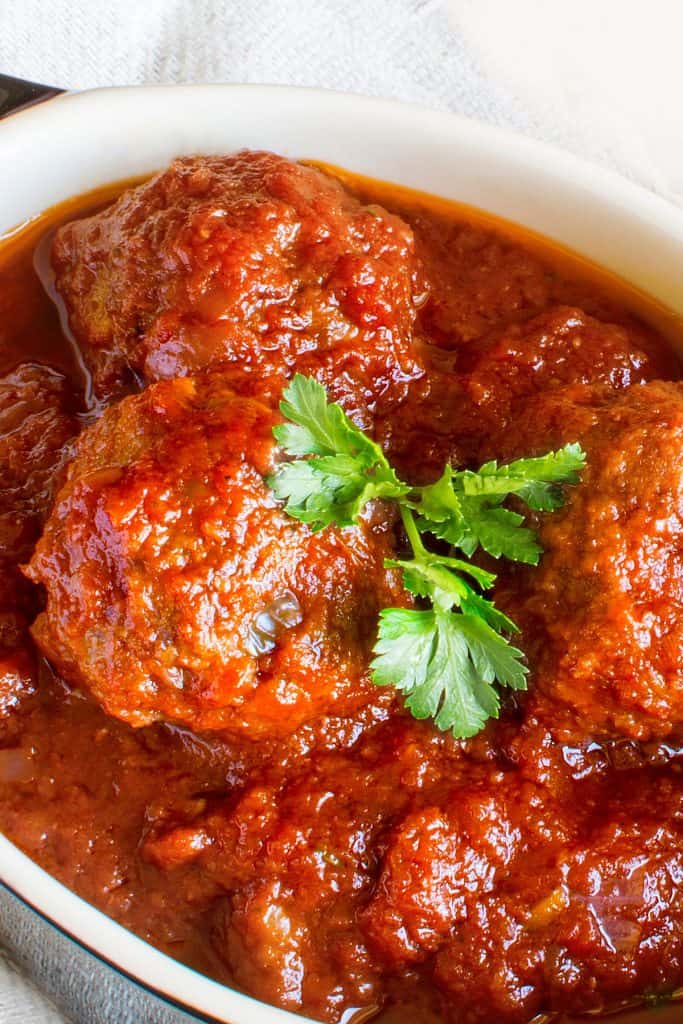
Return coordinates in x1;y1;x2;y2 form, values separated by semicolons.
412;443;585;564
453;502;541;564
456;445;587;510
268;375;408;529
371;608;526;739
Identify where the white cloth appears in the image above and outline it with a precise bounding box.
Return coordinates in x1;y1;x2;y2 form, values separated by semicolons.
0;950;64;1024
0;1;681;1021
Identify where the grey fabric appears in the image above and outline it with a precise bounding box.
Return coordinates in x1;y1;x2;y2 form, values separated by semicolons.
0;887;198;1024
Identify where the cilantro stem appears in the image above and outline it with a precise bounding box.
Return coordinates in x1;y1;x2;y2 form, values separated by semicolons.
399;504;426;560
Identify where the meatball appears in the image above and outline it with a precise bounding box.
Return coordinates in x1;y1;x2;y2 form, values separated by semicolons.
496;381;683;741
140;717;461;1020
0;362;77;533
376;305;668;481
0;364;77;741
26;373;405;736
458;304;669;405
360;788;525;966
434;773;683;1022
53;151;426;421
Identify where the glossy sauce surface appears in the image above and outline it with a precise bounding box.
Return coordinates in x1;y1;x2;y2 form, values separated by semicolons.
2;157;683;1024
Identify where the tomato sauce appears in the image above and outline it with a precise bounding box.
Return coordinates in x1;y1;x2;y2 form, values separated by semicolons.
2;155;683;1024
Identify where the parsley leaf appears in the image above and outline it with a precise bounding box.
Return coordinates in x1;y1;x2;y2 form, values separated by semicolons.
268;374;585;738
411;445;586;565
456;446;586;511
371;608;526;738
269;375;407;529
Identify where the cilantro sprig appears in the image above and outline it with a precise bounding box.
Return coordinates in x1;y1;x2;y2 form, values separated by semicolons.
268;375;585;739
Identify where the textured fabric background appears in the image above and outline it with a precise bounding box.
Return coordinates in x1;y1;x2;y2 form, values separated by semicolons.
1;1;682;1021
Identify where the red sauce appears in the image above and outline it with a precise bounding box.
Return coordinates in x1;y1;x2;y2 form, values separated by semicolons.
2;153;683;1024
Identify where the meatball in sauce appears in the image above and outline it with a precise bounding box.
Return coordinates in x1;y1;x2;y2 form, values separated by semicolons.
0;364;77;743
493;381;683;742
53;152;428;424
26;372;405;736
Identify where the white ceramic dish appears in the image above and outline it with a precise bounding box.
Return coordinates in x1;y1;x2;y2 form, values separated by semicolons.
2;84;683;1024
